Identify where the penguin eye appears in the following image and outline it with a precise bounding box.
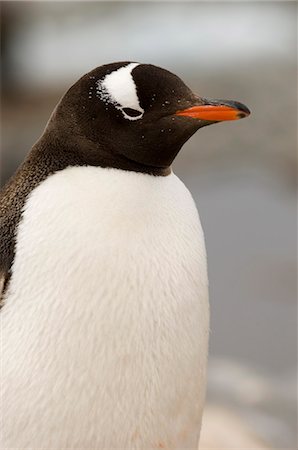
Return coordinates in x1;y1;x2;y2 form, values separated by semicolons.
122;108;143;118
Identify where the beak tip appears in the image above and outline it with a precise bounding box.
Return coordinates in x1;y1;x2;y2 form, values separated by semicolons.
234;102;251;118
237;110;250;119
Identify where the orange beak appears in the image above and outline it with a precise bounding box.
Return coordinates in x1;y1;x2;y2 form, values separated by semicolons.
175;99;250;122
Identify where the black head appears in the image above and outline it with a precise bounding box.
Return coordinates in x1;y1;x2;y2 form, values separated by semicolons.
46;61;250;175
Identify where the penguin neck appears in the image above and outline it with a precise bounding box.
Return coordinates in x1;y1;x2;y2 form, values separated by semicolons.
38;124;171;177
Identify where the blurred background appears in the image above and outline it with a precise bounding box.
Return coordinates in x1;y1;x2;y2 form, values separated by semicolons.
1;1;297;448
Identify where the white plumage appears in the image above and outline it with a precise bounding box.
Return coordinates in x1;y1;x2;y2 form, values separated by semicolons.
2;166;209;448
97;62;144;120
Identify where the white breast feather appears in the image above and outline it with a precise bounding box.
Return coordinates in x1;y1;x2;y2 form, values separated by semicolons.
1;166;209;448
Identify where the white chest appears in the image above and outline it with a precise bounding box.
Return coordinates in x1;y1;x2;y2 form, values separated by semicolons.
2;166;209;448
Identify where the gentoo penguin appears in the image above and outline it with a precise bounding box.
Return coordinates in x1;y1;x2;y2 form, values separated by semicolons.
0;61;250;448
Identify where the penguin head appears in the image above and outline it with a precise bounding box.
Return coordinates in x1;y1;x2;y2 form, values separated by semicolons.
51;61;250;174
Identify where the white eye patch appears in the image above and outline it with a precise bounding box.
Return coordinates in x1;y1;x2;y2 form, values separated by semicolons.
96;63;144;121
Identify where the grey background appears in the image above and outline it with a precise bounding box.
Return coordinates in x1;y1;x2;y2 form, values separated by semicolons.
1;1;297;447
